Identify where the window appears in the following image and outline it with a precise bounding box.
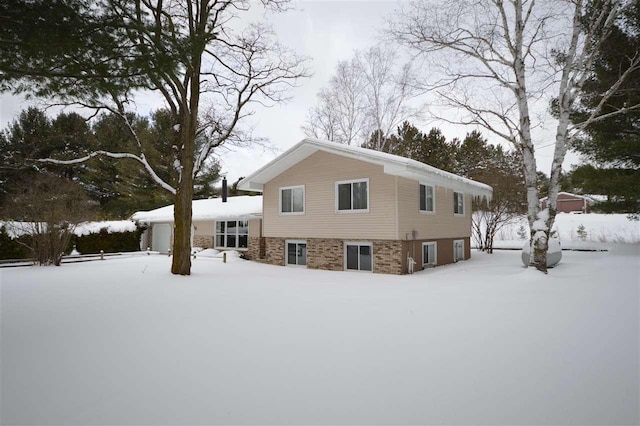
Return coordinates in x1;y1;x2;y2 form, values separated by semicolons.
280;186;304;214
286;240;307;266
454;191;465;215
422;242;437;268
345;242;372;271
215;220;249;249
453;239;464;262
336;179;369;212
420;184;435;213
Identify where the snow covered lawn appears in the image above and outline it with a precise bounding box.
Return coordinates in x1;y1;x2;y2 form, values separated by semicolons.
2;246;639;425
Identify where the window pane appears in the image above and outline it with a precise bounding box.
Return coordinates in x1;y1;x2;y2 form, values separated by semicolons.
215;235;224;247
298;244;307;266
359;245;372;271
281;188;292;213
346;245;358;269
427;186;434;211
227;221;237;233
292;187;304;212
353;181;367;210
216;221;225;233
238;235;248;249
338;183;352;210
287;243;297;265
238;220;248;235
424;244;434;264
420;184;426;211
227;234;236;248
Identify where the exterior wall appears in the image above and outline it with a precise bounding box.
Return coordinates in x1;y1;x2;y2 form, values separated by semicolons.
404;237;471;271
541;194;590;213
262;150;398;240
246;237;265;261
262;237;468;275
396;177;472;240
193;220;214;237
193;235;213;249
248;218;262;238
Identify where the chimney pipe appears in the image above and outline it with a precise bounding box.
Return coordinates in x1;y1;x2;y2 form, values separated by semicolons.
222;176;228;202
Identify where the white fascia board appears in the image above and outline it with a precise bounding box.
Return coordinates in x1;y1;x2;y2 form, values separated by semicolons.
238;142;318;191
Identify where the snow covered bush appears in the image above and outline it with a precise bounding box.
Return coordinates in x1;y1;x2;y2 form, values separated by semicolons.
71;225;145;255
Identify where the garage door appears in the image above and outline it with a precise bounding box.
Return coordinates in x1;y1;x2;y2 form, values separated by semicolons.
152;224;172;253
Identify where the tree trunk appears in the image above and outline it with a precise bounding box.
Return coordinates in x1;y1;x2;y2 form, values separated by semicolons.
171;126;195;276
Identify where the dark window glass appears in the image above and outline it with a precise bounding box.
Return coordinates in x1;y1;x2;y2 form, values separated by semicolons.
426;186;434;212
420;184;426;211
227;221;237;233
346;245;358;269
238;235;248;249
282;188;292;213
292;188;304;212
227;234;236;248
338;183;352;210
215;235;225;247
287;243;297;264
359;245;372;271
352;181;367;209
298;244;307;265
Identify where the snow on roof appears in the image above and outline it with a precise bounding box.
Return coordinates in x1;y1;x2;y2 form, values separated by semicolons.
1;220;137;238
75;221;137;236
238;138;493;199
539;192;601;203
130;195;263;223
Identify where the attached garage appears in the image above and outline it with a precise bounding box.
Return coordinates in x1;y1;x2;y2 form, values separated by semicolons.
152;224;172;253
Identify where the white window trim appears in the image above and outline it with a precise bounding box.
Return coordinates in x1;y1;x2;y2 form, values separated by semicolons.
285;240;307;267
454;191;465;216
214;219;249;250
279;185;305;215
343;241;373;272
422;242;437;268
453;239;465;262
335;178;370;213
419;182;436;214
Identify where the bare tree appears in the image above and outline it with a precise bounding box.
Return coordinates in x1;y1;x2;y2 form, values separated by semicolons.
391;0;639;272
303;44;421;148
21;1;309;275
2;174;95;266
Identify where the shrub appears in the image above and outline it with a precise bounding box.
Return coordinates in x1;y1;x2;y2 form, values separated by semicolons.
0;226;31;260
72;226;145;254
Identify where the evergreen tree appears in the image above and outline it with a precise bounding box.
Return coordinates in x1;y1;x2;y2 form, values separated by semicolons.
569;1;640;215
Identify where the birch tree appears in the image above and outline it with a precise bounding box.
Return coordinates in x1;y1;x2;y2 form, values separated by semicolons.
1;0;308;275
391;0;640;272
303;44;421;149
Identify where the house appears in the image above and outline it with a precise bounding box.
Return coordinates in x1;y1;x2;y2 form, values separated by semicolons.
238;138;493;274
539;192;600;214
131;196;262;253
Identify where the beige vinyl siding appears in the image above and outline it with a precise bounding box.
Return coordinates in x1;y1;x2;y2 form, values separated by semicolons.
248;218;262;238
263;150;397;240
397;177;472;240
193;220;214;237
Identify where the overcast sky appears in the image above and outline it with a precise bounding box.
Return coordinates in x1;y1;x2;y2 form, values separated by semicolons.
0;0;577;185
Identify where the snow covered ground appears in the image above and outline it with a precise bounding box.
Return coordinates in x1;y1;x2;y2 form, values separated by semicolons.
493;213;640;245
1;245;638;425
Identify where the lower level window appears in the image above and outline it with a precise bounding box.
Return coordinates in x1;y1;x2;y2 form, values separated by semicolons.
422;242;437;268
345;243;372;271
286;240;307;266
215;220;248;249
453;239;464;262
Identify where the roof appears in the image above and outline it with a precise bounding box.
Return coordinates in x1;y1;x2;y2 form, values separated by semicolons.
238;138;493;199
539;192;599;203
130;195;263;223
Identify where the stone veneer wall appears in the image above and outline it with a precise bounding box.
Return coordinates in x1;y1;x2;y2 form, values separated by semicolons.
264;237;405;274
246;237;265;261
262;236;471;275
264;237;286;266
193;235;213;249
